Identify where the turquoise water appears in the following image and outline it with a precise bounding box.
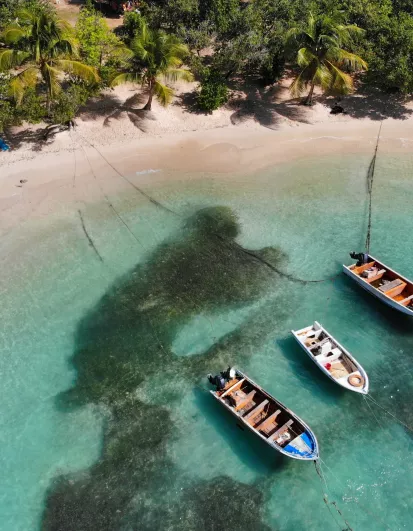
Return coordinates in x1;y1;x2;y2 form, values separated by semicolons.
1;151;413;530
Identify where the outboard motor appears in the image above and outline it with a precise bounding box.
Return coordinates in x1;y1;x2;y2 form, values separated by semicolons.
350;251;369;267
207;373;226;390
208;367;235;390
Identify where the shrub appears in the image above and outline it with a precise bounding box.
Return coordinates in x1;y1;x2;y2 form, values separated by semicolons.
17;89;47;123
50;85;91;125
197;75;229;112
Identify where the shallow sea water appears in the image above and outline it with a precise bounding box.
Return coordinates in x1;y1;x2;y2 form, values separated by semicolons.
1;151;413;530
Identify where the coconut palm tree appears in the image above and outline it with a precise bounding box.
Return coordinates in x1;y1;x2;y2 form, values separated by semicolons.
111;22;193;111
0;9;99;112
286;13;367;105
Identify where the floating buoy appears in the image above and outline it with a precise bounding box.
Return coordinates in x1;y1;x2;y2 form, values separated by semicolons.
348;374;364;387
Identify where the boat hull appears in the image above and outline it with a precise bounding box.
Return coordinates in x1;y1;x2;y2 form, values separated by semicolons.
342;261;413;316
292;322;369;394
211;370;319;461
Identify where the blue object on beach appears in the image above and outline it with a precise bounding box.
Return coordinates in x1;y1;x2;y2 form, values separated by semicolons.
0;138;10;151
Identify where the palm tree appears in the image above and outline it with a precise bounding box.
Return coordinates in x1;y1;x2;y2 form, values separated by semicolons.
111;22;193;111
0;9;99;112
286;13;367;105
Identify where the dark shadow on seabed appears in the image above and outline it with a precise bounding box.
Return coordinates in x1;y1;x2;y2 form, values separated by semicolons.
42;206;291;531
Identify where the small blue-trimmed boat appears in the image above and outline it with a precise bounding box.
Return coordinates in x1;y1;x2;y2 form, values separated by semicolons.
208;368;319;461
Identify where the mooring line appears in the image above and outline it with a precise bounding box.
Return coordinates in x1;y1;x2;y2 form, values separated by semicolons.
365;101;386;254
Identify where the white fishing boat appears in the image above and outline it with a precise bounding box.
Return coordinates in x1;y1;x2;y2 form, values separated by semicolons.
208;368;319;461
343;253;413;316
292;322;369;394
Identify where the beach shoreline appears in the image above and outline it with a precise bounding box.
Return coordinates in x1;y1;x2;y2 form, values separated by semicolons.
1;79;413;235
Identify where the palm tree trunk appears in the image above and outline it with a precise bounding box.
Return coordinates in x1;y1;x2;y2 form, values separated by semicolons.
46;92;51;115
305;80;316;105
143;81;154;111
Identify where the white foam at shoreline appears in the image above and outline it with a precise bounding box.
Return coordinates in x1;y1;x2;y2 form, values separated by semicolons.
136;169;161;175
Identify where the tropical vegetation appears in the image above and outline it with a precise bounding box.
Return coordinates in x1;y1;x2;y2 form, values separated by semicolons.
287;13;367;105
1;0;413;132
111;20;193;110
0;7;98;112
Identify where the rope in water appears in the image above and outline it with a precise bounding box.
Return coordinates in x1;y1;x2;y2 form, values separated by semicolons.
74;132;343;284
365;393;413;434
365;105;386;254
314;461;353;530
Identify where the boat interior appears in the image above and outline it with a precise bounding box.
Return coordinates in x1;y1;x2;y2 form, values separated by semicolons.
217;377;305;447
298;328;357;380
350;260;413;308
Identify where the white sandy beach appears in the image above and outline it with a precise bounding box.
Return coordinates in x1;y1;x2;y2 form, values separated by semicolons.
1;77;413;235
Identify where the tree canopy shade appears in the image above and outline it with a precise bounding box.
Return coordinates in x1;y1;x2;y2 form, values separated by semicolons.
287;13;367;104
111;21;193;110
76;5;128;67
0;9;99;111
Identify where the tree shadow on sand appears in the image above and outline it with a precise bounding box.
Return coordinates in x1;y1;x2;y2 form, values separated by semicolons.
4;126;56;152
79;92;155;132
335;86;413;121
42;206;290;531
228;81;312;129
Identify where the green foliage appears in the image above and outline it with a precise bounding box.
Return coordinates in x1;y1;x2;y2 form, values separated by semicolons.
76;6;127;67
0;9;99;111
200;0;238;33
121;11;144;43
0;73;15;132
112;20;193;110
365;13;413;93
287;13;367;103
0;0;51;27
17;88;47;123
141;0;200;33
50;84;90;124
197;72;228;112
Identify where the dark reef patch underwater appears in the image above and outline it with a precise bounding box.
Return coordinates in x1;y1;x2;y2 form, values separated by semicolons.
43;206;287;530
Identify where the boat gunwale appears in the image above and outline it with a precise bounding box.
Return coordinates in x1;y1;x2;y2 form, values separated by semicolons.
343;254;413;315
211;369;319;461
292;321;369;395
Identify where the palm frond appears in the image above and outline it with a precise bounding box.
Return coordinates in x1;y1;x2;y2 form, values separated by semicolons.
154;80;174;107
42;63;62;99
163;68;194;83
1;25;26;45
9;67;39;104
297;47;316;68
0;49;29;70
313;64;333;91
110;45;134;63
335;24;365;46
111;72;142;87
289;68;311;97
55;60;99;83
327;48;367;71
325;61;354;94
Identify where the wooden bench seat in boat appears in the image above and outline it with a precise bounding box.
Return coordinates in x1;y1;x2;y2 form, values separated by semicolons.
268;419;294;443
381;280;407;299
352;261;375;275
365;269;386;283
309;337;330;351
244;399;269;423
234;390;256;411
257;409;281;435
378;278;404;293
220;378;245;398
399;294;413;306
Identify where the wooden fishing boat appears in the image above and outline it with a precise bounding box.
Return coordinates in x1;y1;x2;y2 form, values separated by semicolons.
292;321;369;394
208;368;319;461
343;254;413;316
